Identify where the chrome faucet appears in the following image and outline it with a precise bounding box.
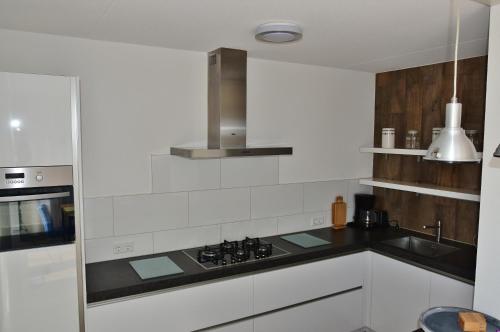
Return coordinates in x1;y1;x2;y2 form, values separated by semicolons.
423;220;442;243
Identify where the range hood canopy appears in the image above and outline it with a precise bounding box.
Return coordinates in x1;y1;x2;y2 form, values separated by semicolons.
171;48;292;159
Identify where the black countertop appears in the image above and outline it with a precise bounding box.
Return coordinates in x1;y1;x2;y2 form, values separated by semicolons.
86;226;476;304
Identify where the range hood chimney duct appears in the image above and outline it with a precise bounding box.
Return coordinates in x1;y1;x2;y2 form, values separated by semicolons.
171;48;292;159
208;48;247;149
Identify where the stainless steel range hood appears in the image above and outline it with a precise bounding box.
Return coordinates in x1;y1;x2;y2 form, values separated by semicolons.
171;48;292;159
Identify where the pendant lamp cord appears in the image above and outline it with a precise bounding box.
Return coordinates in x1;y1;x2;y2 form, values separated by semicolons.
452;1;460;102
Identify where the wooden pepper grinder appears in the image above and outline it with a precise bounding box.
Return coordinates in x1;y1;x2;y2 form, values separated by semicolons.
332;196;347;229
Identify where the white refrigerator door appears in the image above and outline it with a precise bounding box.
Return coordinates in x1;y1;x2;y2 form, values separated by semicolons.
0;72;73;167
0;244;79;332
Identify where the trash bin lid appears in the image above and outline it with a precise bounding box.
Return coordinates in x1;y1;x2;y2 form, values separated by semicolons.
420;307;500;332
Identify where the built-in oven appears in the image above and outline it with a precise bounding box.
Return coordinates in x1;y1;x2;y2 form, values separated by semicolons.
0;166;75;252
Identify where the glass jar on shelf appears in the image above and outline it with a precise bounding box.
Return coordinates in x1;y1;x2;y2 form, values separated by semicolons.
405;130;420;149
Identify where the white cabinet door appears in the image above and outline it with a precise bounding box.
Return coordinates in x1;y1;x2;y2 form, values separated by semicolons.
429;272;474;309
0;245;79;332
87;275;253;332
253;253;365;314
0;72;73;167
254;289;363;332
370;254;430;332
203;320;253;332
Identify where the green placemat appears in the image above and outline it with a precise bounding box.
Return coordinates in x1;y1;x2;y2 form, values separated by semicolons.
281;233;331;248
129;256;183;280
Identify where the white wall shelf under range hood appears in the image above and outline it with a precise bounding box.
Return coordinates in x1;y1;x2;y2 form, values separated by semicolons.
360;147;483;159
359;178;481;202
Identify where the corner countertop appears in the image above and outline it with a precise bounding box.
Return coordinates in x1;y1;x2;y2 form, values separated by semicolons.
85;226;476;304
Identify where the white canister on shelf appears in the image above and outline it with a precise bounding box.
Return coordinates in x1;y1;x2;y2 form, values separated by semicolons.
381;128;395;148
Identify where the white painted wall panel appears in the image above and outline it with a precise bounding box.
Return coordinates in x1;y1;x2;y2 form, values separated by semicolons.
0;29;374;198
474;4;500;318
247;58;375;184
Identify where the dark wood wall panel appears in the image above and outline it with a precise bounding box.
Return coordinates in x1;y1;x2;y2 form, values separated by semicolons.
373;56;487;245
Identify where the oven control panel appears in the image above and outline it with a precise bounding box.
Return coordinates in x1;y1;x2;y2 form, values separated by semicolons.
1;166;73;189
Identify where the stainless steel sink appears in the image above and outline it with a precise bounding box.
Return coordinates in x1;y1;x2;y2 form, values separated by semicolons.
382;236;459;258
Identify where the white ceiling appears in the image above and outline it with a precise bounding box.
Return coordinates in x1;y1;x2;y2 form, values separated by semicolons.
0;0;491;72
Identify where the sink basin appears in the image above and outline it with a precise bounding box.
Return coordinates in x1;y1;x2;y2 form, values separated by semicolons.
382;236;459;258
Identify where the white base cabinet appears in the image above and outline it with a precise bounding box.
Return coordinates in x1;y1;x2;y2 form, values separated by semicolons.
253;253;365;313
86;251;474;332
87;275;253;332
87;253;367;332
369;253;474;332
254;289;363;332
0;245;79;332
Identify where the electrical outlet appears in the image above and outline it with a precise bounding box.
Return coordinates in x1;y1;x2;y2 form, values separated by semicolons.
113;242;134;255
311;216;325;226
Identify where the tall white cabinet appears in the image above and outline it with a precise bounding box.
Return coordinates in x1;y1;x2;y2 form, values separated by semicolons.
0;72;73;167
0;72;81;332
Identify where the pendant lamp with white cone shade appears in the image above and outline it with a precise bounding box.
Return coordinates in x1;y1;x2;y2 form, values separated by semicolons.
424;2;481;163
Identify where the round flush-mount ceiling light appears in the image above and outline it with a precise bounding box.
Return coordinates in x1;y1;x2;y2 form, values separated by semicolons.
255;22;303;43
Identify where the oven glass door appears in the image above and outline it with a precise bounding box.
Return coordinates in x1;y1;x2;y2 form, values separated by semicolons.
0;186;75;252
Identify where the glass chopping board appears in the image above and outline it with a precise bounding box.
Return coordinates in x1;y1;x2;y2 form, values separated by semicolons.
280;233;331;248
129;256;183;280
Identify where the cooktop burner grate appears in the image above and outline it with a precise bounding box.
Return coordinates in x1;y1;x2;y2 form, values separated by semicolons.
183;237;289;270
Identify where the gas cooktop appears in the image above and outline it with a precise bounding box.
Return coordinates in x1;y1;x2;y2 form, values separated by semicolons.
183;237;290;270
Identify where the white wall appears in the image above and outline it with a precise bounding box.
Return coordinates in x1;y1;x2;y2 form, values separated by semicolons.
0;29;375;263
474;4;500;319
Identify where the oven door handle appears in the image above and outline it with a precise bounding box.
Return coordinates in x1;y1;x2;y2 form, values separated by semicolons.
0;192;71;203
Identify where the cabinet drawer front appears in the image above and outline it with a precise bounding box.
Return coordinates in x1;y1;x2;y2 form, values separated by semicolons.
370;253;430;332
429;272;474;309
203;320;253;332
254;252;365;313
87;276;253;332
254;289;363;332
185;276;253;331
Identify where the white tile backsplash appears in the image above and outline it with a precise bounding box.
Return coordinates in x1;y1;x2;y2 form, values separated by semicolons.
152;155;220;193
83;178;367;263
114;192;188;235
277;211;329;234
189;188;251;226
221;157;278;188
303;180;348;212
220;218;278;241
251;184;303;219
154;225;220;253
83;197;114;239
85;233;154;263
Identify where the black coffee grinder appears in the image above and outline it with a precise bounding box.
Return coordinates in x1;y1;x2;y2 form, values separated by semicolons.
353;194;376;228
351;194;389;229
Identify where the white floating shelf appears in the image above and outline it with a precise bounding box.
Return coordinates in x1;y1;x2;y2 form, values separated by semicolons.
359;178;481;202
360;147;428;156
360;147;483;159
